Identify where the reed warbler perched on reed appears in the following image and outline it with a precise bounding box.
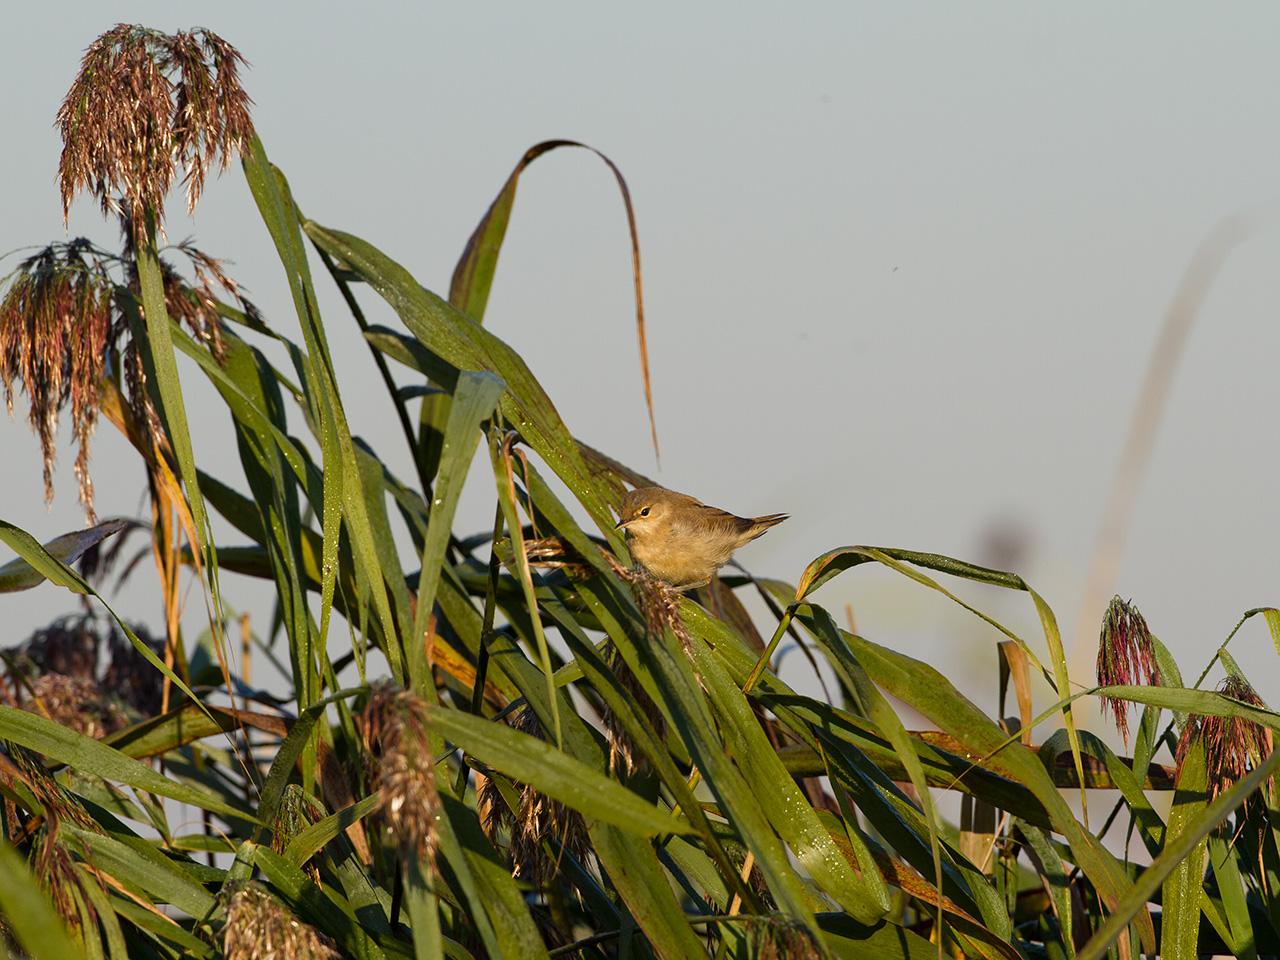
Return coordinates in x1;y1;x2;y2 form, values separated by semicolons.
614;486;788;590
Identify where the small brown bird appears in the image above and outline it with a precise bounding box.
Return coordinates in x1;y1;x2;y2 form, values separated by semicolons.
614;485;788;591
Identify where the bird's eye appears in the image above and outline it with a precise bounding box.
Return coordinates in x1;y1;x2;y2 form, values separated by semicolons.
639;507;651;517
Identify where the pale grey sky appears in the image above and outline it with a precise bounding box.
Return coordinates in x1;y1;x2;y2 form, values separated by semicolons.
4;3;1280;718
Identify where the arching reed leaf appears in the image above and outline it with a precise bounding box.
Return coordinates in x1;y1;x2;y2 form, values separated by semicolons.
448;140;659;461
0;519;130;592
796;546;1092;828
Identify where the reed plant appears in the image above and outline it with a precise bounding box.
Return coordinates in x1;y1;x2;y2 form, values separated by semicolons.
0;24;1276;960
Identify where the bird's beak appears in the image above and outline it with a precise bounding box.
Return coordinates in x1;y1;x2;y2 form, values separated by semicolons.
614;517;629;530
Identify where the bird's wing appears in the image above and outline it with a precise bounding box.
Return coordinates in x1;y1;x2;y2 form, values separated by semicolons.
684;504;756;539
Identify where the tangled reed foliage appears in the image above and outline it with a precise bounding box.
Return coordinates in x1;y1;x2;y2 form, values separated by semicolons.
362;683;441;868
477;705;591;885
57;24;253;227
1095;595;1161;743
604;643;666;777
272;784;326;884
0;236;246;519
223;884;338;960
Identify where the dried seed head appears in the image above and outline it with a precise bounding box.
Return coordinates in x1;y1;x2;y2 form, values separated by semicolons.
11;745;97;833
1096;596;1160;743
609;555;695;657
9;618;116;736
0;234;250;520
18;616;100;680
22;673;125;739
36;836;95;945
0;245;115;518
476;768;514;846
8;750;102;947
57;25;253;231
362;683;441;868
100;621;165;718
505;706;590;885
604;644;665;777
751;918;821;960
9;616;163;726
522;536;593;580
475;708;592;884
224;883;339;960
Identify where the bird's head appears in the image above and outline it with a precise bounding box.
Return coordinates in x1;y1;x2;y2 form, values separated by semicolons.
614;486;675;536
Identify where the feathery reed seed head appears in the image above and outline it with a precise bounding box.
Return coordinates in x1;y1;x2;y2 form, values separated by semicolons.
604;643;665;777
0;245;114;517
509;706;590;883
100;622;165;718
38;838;95;945
57;25;253;230
24;673;124;739
1198;675;1275;803
1096;595;1160;743
0;234;250;519
8;616;164;726
752;918;821;960
478;706;591;884
362;683;441;867
224;883;338;960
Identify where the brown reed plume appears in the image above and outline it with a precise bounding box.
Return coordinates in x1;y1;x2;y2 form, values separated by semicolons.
5;615;166;729
2;748;102;946
604;643;665;777
223;883;339;960
361;683;441;869
751;918;821;960
0;243;114;516
0;234;250;520
57;25;253;229
477;705;590;885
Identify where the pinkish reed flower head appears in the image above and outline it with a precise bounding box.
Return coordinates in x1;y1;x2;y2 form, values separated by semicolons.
1096;595;1161;744
1178;675;1276;804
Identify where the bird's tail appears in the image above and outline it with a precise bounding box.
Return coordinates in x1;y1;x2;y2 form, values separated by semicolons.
746;513;788;540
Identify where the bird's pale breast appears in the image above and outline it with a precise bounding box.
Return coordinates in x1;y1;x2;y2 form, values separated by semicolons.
629;513;744;589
